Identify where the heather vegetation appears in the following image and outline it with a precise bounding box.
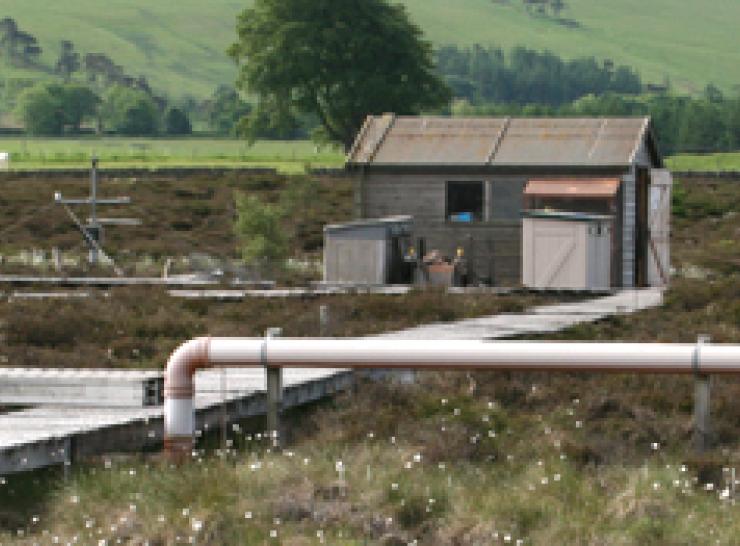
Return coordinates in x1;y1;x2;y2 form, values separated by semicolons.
0;176;739;544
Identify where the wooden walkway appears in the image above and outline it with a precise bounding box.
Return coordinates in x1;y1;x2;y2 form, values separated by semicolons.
0;288;663;474
378;289;663;340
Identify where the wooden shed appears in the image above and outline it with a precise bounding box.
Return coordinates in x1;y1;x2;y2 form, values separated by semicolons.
346;115;671;288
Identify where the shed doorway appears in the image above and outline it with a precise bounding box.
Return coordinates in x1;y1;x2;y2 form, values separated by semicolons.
635;168;651;287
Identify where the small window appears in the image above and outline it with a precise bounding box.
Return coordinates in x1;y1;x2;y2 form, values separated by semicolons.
446;181;483;222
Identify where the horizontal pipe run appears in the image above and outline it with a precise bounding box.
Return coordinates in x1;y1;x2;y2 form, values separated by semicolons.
164;337;740;457
201;338;740;373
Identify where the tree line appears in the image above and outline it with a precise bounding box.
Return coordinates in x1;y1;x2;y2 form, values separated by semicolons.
16;82;191;136
5;0;740;155
453;89;740;155
0;17;42;67
436;44;642;106
1;18;189;136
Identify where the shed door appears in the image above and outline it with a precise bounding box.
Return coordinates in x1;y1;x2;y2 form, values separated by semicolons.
635;168;650;287
648;169;672;287
523;218;585;289
328;238;386;284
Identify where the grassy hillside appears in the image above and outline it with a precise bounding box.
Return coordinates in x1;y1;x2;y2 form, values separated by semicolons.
403;0;740;93
1;0;738;102
0;0;245;100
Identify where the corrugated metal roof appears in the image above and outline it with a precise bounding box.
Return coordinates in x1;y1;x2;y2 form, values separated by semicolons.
524;178;620;198
372;117;509;165
347;116;653;167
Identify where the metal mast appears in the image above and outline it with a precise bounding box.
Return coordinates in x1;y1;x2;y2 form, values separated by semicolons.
54;156;138;273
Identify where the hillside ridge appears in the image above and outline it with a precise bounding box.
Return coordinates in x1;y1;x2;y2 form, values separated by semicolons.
1;0;736;100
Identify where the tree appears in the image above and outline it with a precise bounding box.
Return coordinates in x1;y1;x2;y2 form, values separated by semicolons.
60;84;100;132
228;0;450;149
0;19;42;66
0;18;19;61
16;32;41;66
56;40;81;82
233;191;288;264
207;85;252;135
16;83;99;135
164;107;192;135
101;85;159;135
84;53;125;87
550;0;567;17
16;84;65;135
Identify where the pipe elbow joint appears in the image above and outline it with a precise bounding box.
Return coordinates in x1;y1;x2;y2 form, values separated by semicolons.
165;336;211;399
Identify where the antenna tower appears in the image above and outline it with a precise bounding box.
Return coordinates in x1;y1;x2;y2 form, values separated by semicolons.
54;157;139;275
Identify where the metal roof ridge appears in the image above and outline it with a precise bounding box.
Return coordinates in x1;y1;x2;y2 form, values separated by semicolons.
629;117;652;164
587;118;610;160
346;115;374;163
367;113;396;164
486;117;511;165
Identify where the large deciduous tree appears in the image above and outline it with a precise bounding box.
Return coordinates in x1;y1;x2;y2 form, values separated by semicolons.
16;83;99;135
228;0;450;150
101;86;160;135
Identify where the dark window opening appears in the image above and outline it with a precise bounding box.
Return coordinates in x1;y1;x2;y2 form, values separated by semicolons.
446;181;483;222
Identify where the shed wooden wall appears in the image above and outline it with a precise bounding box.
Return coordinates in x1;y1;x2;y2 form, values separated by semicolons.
357;168;634;286
359;173;524;284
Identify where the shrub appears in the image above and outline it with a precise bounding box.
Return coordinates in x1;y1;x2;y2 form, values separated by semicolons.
101;86;160;135
233;191;288;264
164;107;192;135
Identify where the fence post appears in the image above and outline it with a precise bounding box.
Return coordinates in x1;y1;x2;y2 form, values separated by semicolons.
319;304;330;337
52;247;62;273
264;327;283;450
693;335;712;454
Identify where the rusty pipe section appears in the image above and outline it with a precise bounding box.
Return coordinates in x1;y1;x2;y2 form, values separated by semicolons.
164;336;212;457
164;338;740;457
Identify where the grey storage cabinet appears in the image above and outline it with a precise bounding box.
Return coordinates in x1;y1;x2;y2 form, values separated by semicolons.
522;211;613;291
323;216;413;285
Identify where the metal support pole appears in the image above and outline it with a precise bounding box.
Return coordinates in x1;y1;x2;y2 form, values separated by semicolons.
52;247;61;273
91;156;98;226
63;436;75;481
319;304;329;337
693;335;711;454
89;156;99;266
264;327;283;450
220;367;227;452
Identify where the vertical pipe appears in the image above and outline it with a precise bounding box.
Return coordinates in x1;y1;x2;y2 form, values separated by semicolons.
264;328;283;449
164;337;210;460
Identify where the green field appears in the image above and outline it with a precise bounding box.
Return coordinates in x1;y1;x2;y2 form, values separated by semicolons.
666;152;740;172
1;0;738;101
1;137;737;173
0;137;345;173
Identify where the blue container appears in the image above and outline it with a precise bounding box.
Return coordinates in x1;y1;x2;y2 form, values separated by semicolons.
450;212;473;223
